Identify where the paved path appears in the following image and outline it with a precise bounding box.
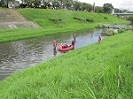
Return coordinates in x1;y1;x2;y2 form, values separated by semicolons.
0;9;40;29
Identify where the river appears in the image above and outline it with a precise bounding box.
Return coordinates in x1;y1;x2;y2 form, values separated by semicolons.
0;28;114;80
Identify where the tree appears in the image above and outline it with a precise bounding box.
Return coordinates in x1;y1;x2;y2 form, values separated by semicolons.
53;0;60;9
0;0;4;7
0;0;15;8
20;0;28;8
73;1;81;11
40;0;54;9
95;6;103;13
103;3;113;14
58;0;63;8
80;2;92;12
114;8;122;13
127;16;133;24
63;0;73;10
33;0;41;8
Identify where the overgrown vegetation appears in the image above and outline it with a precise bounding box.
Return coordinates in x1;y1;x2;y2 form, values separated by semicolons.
73;17;94;23
0;30;133;98
102;29;116;36
118;28;128;33
101;27;130;36
48;18;62;24
127;16;133;24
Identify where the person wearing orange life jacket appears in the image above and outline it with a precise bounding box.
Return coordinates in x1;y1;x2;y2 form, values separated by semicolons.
61;42;69;48
60;43;63;48
53;40;57;47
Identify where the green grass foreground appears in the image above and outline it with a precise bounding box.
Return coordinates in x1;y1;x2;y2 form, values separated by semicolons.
0;8;129;43
0;30;133;98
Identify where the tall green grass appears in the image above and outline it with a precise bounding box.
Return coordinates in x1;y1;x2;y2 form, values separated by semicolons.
0;30;133;98
0;8;129;43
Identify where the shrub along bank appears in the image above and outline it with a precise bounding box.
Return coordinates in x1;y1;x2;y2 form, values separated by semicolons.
0;30;133;98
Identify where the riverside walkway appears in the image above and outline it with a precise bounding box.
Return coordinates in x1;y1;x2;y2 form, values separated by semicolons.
0;9;40;29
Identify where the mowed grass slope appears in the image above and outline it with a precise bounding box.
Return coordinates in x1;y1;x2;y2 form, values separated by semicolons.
17;9;127;27
0;31;133;98
0;8;129;43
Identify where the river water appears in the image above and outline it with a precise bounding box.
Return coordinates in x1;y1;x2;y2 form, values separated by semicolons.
0;28;112;80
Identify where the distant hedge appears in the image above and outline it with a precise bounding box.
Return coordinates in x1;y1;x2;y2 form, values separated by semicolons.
49;18;62;24
73;17;94;23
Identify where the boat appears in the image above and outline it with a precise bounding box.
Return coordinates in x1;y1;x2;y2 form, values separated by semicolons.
58;43;74;52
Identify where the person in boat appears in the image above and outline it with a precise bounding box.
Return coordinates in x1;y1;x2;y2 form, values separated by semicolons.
63;43;69;48
60;43;63;48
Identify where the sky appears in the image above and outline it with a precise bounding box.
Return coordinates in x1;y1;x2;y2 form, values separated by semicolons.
78;0;133;11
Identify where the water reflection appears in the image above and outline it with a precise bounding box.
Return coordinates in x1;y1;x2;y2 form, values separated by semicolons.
0;29;108;80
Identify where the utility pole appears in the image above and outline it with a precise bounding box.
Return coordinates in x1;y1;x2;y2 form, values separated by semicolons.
92;2;95;12
22;0;23;8
7;0;8;8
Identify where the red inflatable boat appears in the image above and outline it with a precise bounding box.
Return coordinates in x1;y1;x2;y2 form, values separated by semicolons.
58;43;74;52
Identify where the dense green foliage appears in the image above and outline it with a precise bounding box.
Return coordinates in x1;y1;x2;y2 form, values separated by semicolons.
0;8;129;43
127;16;133;24
0;30;133;98
103;3;113;14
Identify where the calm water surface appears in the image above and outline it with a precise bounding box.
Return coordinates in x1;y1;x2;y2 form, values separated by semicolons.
0;29;109;80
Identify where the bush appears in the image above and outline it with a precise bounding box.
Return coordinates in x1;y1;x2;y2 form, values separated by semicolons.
118;28;125;33
73;17;94;23
86;18;94;22
96;24;105;29
127;16;133;24
73;17;86;22
102;29;116;36
104;17;107;19
49;18;62;24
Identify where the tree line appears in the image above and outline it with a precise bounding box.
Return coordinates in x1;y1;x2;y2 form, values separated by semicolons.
0;0;132;15
0;0;117;13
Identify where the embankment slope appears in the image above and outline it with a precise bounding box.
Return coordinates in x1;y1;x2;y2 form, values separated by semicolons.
0;30;133;98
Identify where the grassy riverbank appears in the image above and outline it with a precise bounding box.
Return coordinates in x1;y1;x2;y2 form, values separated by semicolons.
0;8;129;43
0;30;133;98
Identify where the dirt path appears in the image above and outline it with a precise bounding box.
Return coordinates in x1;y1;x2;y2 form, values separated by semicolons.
0;9;40;29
